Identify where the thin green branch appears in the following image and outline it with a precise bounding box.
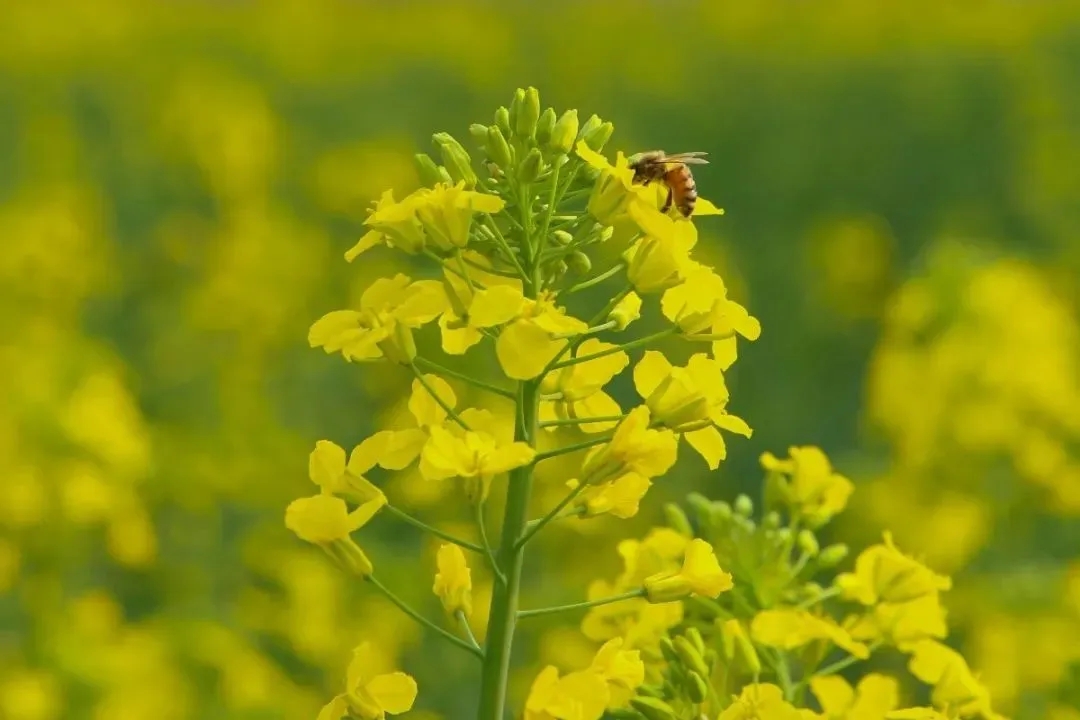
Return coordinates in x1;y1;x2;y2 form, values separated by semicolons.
456;609;483;653
366;575;483;659
384;504;485;554
474;501;506;585
530;434;613;465
535;162;561;260
414;357;516;399
552;320;618;341
796;585;843;610
517;588;645;619
551;327;677;370
564;263;627;294
482;214;528;278
410;362;472;430
515;479;593;549
460;254;520;278
538;414;627;428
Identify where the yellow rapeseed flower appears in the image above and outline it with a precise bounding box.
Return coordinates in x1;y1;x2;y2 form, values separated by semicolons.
661;263;761;369
588;638;645;708
284;494;384;577
413;181;506;252
905;640;1004;720
643;538;733;603
751;607;869;661
717;683;809;720
575;141;650;226
622;203;697;294
432;544;473;617
317;642;418;720
344;189;428;260
308;438;387;504
633;351;752;469
524;665;609;720
810;673;900;720
579;406;679;483
847;593;948;649
495;290;589;379
357;374;463;472
540;339;629;433
568;472;652;519
837;533;952;606
439;258;524;354
308;274;446;363
419;424;535;498
761;446;855;527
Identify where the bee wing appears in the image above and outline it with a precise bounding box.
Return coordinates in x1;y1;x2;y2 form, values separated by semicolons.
663;152;709;164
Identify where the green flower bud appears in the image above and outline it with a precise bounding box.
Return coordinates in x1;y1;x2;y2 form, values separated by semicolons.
468;123;489;147
686;671;709;704
433;132;477;187
552;229;574;246
566;250;591;275
685;627;706;656
553;260;569;278
535;107;556;147
819;543;850;567
414;153;445;187
516;87;540;140
607;709;642;720
517;148;544;183
578;113;602;141
663;503;693;537
734;494;754;517
494;106;511;137
674;636;710;679
711;501;733;522
508;89;525;134
658;636;679;665
797;529;820;556
775;527;793;545
550;109;579;154
486;126;512;169
763;511;782;530
637;684;665;699
686;492;712;529
583;120;614;151
630;697;677;720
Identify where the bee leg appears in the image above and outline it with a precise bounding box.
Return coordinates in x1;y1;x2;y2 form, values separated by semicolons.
661;187;674;214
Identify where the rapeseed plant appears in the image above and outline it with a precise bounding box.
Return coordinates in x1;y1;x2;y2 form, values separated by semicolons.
288;89;1006;720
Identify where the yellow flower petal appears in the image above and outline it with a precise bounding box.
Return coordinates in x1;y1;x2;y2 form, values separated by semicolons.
364;672;418;715
345;230;385;262
496;320;564;380
408;374;457;427
309;440;347;492
684;427;727;470
470;285;528;327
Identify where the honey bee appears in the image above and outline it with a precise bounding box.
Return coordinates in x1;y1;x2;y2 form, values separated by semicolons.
628;150;709;218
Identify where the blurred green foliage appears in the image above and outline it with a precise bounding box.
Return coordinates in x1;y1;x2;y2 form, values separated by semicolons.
2;1;1080;719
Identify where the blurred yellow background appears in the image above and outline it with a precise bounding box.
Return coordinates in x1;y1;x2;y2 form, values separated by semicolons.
2;1;1080;719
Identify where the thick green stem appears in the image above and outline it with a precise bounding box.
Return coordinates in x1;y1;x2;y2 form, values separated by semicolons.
477;259;543;720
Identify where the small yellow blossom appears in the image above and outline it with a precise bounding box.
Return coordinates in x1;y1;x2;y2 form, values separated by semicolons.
495;290;590;379
360;374;464;472
432;544;473;617
579;406;679;483
309;274;446;363
575;141;651;226
622;203;698;294
413;181;506;252
568;472;652;519
609;291;643;330
588;638;645;708
751;608;869;660
847;594;949;649
581;580;683;649
661;263;761;368
540;339;629;433
761;446;855;526
284;494;384;577
720;618;762;674
439;262;524;354
317;642;417;720
837;533;952;606
644;538;733;602
419;424;535;497
810;673;899;720
905;640;1002;720
344;189;427;260
308;438;387;504
524;665;609;720
718;683;809;720
633;351;752;469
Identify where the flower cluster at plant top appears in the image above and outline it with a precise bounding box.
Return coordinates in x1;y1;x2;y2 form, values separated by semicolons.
283;88;1010;720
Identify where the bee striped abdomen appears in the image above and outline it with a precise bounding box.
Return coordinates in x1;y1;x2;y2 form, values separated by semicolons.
665;165;697;217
